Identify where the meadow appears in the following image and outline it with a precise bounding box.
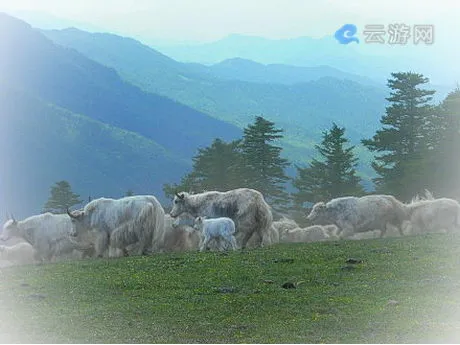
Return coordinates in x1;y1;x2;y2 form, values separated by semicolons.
1;233;460;343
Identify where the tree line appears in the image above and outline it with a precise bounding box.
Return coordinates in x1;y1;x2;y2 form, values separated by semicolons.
44;72;460;214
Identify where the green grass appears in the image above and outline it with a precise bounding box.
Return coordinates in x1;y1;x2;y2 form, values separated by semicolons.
2;233;460;343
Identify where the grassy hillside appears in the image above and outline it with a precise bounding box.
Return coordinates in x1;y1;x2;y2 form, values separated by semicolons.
1;233;460;343
0;84;190;218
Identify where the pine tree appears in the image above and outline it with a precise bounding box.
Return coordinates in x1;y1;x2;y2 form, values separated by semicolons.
188;139;244;191
292;123;364;206
426;87;460;198
43;180;82;214
163;139;244;199
240;116;290;210
362;72;436;200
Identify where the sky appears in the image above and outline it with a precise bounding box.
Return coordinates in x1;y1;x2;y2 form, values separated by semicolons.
0;0;459;86
0;0;458;43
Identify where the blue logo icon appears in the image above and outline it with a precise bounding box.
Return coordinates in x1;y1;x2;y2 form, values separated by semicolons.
335;24;359;44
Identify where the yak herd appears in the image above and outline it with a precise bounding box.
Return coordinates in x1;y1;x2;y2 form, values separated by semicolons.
0;188;459;267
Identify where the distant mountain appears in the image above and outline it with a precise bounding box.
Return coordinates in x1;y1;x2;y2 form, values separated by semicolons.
0;84;189;218
0;14;241;159
5;10;105;32
43;28;387;168
0;13;242;216
186;58;380;86
153;33;459;87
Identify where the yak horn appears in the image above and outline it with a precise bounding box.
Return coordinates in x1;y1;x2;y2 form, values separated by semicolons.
67;208;77;219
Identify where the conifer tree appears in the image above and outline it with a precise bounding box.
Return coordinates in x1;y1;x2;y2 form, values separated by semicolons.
240;116;290;210
163;139;244;199
292;123;364;206
362;72;436;200
43;180;82;213
426;87;460;198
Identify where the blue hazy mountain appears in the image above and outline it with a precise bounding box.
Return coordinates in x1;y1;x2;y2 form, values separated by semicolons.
186;58;380;86
0;13;242;216
42;28;387;168
0;84;190;218
153;33;457;87
0;14;241;159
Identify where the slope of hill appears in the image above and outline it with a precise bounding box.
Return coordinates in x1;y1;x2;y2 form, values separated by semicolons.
0;14;241;160
2;234;460;343
0;84;190;218
42;27;387;170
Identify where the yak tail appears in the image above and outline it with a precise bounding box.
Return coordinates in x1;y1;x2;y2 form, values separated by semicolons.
258;199;274;246
456;203;460;229
151;204;166;253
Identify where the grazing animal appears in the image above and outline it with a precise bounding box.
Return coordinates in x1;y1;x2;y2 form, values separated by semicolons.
264;224;280;245
171;212;196;228
1;213;93;262
347;230;381;240
246;224;280;248
323;224;340;240
67;195;165;258
0;242;36;265
194;216;237;252
161;214;201;252
410;189;435;204
279;225;331;243
405;197;460;234
307;195;407;239
170;188;273;248
272;217;299;236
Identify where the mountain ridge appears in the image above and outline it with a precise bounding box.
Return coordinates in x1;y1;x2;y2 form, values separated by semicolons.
0;13;243;217
42;26;388;169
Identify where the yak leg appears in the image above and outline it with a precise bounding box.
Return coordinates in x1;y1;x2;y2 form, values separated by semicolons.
200;235;210;252
95;232;109;258
379;224;388;238
338;224;355;239
240;230;256;249
230;235;238;250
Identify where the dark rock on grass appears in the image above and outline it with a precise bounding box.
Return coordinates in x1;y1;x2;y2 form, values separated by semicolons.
273;258;295;264
281;282;296;289
346;258;363;264
20;283;30;287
